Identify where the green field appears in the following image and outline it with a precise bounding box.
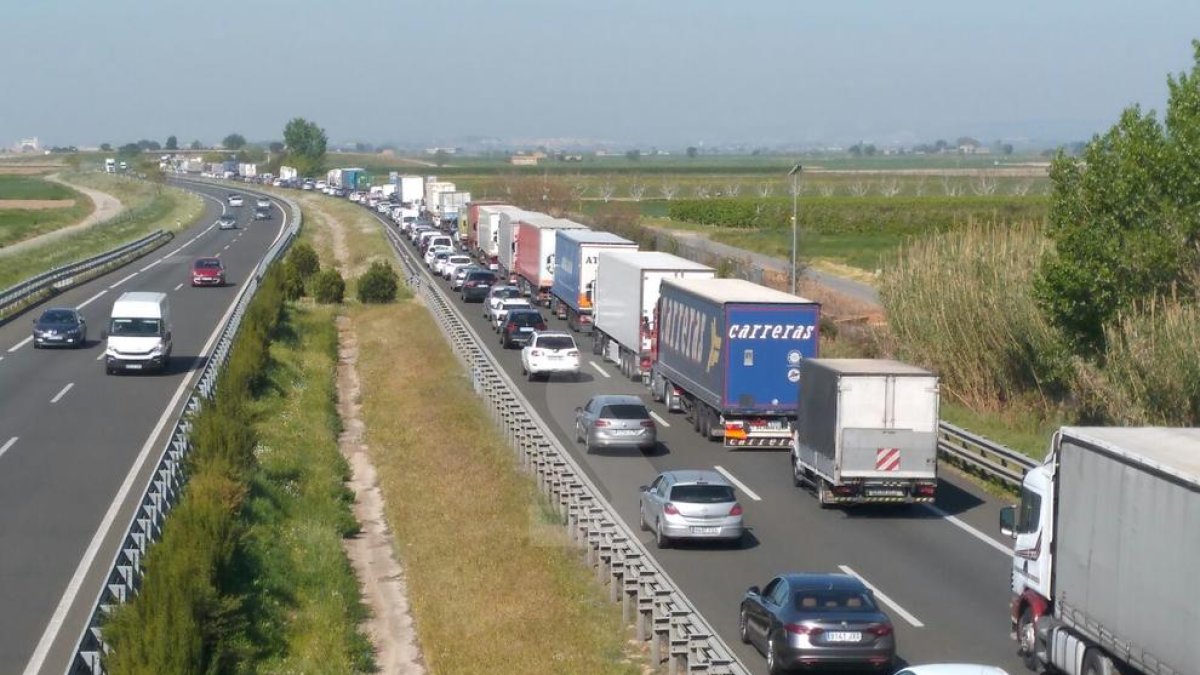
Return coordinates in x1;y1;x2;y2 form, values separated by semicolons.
0;174;92;249
0;174;78;200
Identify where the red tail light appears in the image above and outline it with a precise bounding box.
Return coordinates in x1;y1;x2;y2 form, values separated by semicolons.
729;503;743;516
785;624;823;636
593;419;610;427
641;420;656;428
536;323;547;330
748;418;768;428
567;350;580;357
663;503;679;515
867;623;893;637
916;483;937;497
505;324;517;333
639;356;652;370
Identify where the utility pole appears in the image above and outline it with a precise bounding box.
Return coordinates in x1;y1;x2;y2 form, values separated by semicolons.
788;163;803;295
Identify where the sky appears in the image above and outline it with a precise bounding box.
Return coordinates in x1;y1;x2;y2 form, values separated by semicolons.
3;0;1199;149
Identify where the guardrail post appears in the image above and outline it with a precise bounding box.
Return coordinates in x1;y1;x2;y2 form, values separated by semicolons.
651;590;673;665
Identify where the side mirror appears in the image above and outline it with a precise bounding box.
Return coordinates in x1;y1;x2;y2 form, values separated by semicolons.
999;505;1017;539
639;485;649;493
746;585;761;597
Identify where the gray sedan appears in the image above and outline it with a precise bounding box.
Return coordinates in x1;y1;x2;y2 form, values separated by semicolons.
739;573;896;674
574;394;657;453
639;470;744;548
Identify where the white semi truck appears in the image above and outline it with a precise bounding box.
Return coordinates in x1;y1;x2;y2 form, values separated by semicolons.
1000;427;1200;675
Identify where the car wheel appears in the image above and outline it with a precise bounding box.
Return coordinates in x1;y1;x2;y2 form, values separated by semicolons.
527;369;536;382
766;634;786;675
738;609;751;644
1018;607;1039;671
584;434;594;454
655;521;670;549
639;506;649;532
575;422;583;444
32;342;40;350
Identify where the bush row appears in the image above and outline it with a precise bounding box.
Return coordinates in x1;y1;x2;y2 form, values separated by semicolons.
283;242;400;305
667;195;1047;235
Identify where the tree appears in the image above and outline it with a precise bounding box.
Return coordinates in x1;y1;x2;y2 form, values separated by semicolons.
686;146;698;159
190;140;203;150
118;143;141;157
222;133;246;150
165;135;178;151
136;139;161;151
357;261;399;303
1035;40;1200;354
268;141;284;154
283;118;327;177
848;144;863;157
100;143;112;152
625;149;641;161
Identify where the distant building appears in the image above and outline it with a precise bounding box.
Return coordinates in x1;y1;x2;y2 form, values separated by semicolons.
14;137;39;153
510;155;538;166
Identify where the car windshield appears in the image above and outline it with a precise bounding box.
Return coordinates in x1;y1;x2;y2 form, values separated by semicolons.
599;404;648;419
508;312;543;326
40;310;76;324
792;589;877;613
195;259;221;269
536;336;575;350
669;484;736;503
110;318;162;336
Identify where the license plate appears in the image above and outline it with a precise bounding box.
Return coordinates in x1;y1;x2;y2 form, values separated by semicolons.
824;631;861;642
519;327;532;332
48;335;62;340
612;429;640;436
868;489;905;497
690;527;719;535
126;363;143;370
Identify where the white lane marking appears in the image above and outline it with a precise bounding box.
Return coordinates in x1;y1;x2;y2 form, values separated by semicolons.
214;253;222;258
9;336;32;353
223;244;230;251
95;352;105;361
174;283;184;291
108;272;138;289
649;411;671;427
922;504;1012;556
713;465;762;501
139;259;162;272
23;186;287;675
75;290;106;311
589;361;611;378
50;382;74;403
0;436;16;459
838;565;924;628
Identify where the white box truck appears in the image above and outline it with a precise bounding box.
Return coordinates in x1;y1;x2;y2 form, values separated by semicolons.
496;208;536;280
103;291;173;374
424;181;456;214
791;359;939;505
591;250;714;381
475;204;521;268
1000;427;1200;675
398;175;424;205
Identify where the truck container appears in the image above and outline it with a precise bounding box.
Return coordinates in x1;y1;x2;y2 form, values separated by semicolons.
1000;427;1200;675
791;359;939;504
592;251;715;385
550;230;638;332
424;181;456;214
238;163;258;178
464;201;504;254
397;175;424;205
438;191;472;231
649;278;820;448
497;208;537;279
514;216;588;304
279;166;299;181
477;204;521;270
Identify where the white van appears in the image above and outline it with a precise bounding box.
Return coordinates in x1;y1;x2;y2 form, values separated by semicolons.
103;292;173;374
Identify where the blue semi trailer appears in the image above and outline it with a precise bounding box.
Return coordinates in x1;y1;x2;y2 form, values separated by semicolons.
550;230;637;332
649;278;820;448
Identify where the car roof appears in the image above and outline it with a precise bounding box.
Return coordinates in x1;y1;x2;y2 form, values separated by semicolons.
895;666;1010;675
779;573;867;592
194;257;221;264
590;394;646;408
659;469;732;486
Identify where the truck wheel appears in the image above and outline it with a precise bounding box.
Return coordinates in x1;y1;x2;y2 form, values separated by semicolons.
792;454;804;487
1082;650;1115;675
1017;607;1039;671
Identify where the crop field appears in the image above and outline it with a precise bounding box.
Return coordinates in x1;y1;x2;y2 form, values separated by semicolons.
0;173;91;249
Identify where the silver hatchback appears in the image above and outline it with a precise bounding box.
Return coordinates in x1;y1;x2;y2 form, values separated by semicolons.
574;394;657;453
639;470;744;548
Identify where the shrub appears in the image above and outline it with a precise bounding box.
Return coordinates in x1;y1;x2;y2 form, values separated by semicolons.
356;261;398;303
282;261;306;300
286;242;320;277
310;269;345;304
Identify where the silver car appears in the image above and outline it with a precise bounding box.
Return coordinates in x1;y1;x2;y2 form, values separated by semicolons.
574;394;657;453
639;470;744;548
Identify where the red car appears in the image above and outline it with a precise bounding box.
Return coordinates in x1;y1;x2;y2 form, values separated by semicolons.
191;257;226;287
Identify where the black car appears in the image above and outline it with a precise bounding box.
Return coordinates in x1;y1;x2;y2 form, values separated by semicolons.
460;270;498;302
32;307;87;349
739;573;896;674
499;309;547;349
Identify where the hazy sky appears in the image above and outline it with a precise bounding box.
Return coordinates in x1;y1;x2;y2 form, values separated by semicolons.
3;0;1199;148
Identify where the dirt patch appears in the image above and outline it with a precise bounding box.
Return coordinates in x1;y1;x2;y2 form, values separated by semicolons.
0;199;76;210
336;316;427;674
0;166;57;175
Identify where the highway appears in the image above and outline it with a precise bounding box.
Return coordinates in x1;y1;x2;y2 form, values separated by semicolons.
380;209;1026;672
0;180;288;674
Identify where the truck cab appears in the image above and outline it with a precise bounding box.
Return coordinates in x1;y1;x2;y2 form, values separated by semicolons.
999;453;1054;661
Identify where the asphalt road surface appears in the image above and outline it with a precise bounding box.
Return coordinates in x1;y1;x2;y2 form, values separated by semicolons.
381;208;1023;674
0;181;288;674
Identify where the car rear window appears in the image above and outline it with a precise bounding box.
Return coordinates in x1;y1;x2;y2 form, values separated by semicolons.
599;404;648;419
669;484;736;503
467;272;496;282
792;590;877;612
508;312;544;326
536;336;576;350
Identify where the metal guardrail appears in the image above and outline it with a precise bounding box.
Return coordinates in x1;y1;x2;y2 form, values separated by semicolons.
66;183;301;674
937;422;1039;489
378;219;749;675
0;230;172;322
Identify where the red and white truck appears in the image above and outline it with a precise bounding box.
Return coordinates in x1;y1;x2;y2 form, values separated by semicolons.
1000;427;1200;675
513;215;588;305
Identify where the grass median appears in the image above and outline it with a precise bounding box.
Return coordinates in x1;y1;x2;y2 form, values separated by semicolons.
0;173;203;290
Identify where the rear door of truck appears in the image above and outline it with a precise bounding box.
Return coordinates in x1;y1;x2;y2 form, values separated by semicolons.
838;374;938;480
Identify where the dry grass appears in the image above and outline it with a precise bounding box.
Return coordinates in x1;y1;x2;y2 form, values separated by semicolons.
352;302;645;675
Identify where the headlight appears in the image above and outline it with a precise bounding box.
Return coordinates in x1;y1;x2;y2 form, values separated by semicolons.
149;343;164;355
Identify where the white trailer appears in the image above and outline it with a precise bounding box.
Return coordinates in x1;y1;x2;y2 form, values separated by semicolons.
397;175;424;205
279;166;299;181
424;181;455;214
477;205;522;269
1001;427;1200;675
591;251;714;379
496;208;536;278
791;359;939;506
